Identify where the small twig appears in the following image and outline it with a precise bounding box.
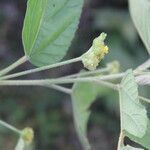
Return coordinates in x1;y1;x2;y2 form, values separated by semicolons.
0;57;82;80
44;84;72;95
0;56;28;77
92;79;119;91
139;96;150;103
0;76;120;86
61;67;110;79
135;59;150;71
0;77;119;95
117;131;124;150
0;120;21;134
135;75;150;86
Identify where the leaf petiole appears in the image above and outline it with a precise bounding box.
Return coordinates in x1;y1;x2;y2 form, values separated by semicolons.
0;120;21;135
0;57;82;80
0;56;28;77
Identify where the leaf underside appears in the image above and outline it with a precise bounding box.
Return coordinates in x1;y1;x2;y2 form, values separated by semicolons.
71;72;116;150
119;69;149;149
120;69;147;137
72;82;96;150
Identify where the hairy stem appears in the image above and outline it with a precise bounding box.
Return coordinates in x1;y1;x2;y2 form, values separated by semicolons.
0;56;28;77
94;79;119;90
117;131;124;150
0;70;144;87
139;96;150;103
0;76;119;93
44;84;72;95
135;58;150;71
0;57;82;80
0;77;114;86
135;74;150;86
0;120;21;134
61;67;110;79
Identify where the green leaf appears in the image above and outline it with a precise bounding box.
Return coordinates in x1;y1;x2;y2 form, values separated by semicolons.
72;82;97;150
125;119;150;149
122;145;144;150
129;0;150;55
119;69;147;138
22;0;84;66
71;77;114;150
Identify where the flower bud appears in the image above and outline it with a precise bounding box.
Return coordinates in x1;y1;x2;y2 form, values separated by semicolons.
82;32;109;70
21;127;34;144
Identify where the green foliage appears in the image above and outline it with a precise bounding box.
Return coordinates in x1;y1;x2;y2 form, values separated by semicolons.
129;0;150;55
22;0;84;66
119;69;147;137
71;69;149;149
71;74;115;150
126;120;150;149
0;0;149;150
119;70;150;149
72;82;96;150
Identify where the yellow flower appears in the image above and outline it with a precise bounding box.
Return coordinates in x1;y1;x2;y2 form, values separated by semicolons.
82;32;109;70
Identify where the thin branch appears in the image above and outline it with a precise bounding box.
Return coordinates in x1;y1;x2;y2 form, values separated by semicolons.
117;131;124;150
135;75;150;86
0;120;21;134
0;57;149;86
44;84;72;95
93;79;119;91
0;76;118;86
0;56;28;77
0;76;119;93
61;67;110;79
1;57;148;82
0;57;82;80
139;96;150;103
135;59;150;71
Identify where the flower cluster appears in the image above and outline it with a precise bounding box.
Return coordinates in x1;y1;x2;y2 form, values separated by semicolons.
82;33;109;70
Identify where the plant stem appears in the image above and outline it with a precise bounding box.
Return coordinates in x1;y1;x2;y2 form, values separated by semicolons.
0;69;145;87
139;96;150;103
94;79;119;90
0;57;147;81
61;67;110;79
0;56;28;77
0;77;111;86
135;74;150;86
117;131;124;150
44;84;72;95
0;57;82;80
0;76;119;90
0;120;21;134
135;58;150;71
0;78;84;86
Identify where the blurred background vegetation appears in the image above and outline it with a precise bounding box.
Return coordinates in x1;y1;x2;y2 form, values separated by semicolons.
0;0;149;150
